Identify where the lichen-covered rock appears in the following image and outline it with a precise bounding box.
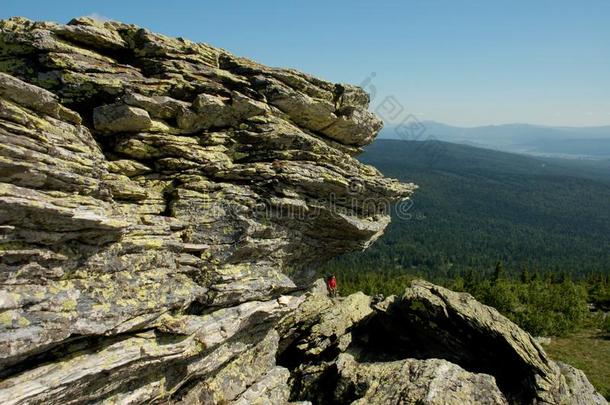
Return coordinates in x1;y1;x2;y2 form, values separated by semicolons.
393;281;607;405
93;103;152;132
555;362;607;405
0;15;412;404
0;295;303;404
334;353;508;405
123;91;189;119
276;281;607;405
277;286;372;358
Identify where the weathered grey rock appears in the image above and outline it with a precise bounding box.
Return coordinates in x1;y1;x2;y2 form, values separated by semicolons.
175;91;269;133
0;72;67;121
0;296;303;404
123;91;190;119
391;281;607;404
276;280;606;405
335;353;508;405
232;366;291;405
254;76;382;147
277;288;372;358
93;103;153;132
0;16;412;404
0;15;603;405
56;17;129;50
106;159;153;177
555;362;607;405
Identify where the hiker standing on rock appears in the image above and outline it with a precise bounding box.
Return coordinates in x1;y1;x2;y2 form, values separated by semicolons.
326;274;337;298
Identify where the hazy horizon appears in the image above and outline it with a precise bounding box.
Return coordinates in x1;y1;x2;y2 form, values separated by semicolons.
386;120;610;130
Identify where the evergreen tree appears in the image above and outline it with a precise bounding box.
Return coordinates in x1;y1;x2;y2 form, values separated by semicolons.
493;261;505;284
520;266;531;283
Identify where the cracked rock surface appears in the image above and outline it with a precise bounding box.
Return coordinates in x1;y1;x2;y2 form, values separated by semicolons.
0;16;411;404
0;16;604;405
277;280;606;405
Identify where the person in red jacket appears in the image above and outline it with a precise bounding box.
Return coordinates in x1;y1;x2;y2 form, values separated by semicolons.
326;274;337;298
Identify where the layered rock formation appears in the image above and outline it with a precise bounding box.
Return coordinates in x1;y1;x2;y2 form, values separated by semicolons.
0;16;605;404
0;16;410;404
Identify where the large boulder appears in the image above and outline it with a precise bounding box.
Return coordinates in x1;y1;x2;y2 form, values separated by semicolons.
334;353;508;405
276;281;607;405
93;103;153;132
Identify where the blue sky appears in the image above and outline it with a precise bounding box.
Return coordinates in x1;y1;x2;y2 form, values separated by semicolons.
2;0;609;127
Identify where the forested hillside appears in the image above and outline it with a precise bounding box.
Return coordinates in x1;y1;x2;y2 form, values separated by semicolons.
325;140;610;280
321;140;610;338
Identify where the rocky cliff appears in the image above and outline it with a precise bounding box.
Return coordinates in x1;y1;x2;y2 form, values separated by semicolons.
0;17;605;405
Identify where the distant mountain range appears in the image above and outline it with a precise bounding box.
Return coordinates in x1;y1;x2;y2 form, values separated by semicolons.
378;121;610;159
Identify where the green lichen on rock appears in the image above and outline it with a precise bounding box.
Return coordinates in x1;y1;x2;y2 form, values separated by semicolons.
0;14;414;404
277;281;606;405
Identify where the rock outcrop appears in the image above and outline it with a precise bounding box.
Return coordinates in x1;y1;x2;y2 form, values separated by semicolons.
277;280;606;405
0;16;410;404
0;16;604;405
